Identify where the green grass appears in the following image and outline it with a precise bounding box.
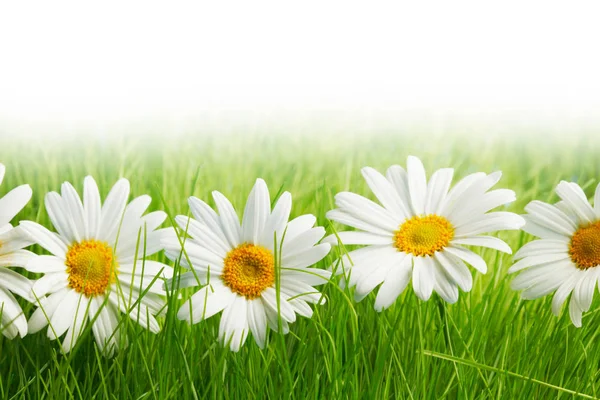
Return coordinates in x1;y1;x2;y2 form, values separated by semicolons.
1;131;600;399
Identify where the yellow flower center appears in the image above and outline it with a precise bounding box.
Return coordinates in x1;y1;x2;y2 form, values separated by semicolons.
394;215;454;256
569;221;600;270
65;240;118;297
221;244;275;299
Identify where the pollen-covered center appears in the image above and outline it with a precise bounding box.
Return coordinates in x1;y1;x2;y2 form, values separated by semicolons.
221;243;275;299
394;215;454;257
65;240;118;297
570;221;600;270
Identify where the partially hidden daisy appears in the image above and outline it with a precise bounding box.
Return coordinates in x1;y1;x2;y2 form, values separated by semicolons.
163;178;331;351
325;155;525;310
0;163;35;339
510;180;600;327
20;176;172;356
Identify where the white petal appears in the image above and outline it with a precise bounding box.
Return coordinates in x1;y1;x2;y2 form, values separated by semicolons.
353;251;400;302
260;287;296;323
28;288;68;333
282;243;330;269
514;239;569;260
510;261;572;291
260;191;292;250
432;260;459;304
283;227;326;254
61;182;86;242
449;189;516;226
83;176;101;239
219;295;249;352
0;226;35;255
412;256;434;301
45;192;78;243
0;249;36;267
443;246;488;274
569;295;583;328
361;166;407;219
212;190;242;248
556;181;596;225
0;287;27;338
175;215;229;258
0;268;34;302
450;236;512;254
374;253;412;311
574;269;596;312
326;209;393;236
48;290;80;340
61;295;90;353
424;168;453;215
385;165;413;218
164;271;206;291
439;172;486;216
508;253;570;274
31;272;68;298
284;215;316;242
521;218;571;241
88;298;117;356
188;197;231;252
99;178;130;243
406;156;427;215
333;191;401;231
280;268;331;287
552;275;577;316
0;164;5;186
524;201;577;236
322;231;392;246
241;178;270;244
0;184;32;225
434;251;473;292
454;212;525;238
26;255;66;275
247;300;268;348
178;282;235;324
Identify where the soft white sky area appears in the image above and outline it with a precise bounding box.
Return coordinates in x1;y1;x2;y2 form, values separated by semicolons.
1;1;599;137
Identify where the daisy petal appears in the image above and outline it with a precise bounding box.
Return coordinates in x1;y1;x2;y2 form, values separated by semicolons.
412;256;434;301
450;236;512;254
241;178;270;244
361;167;407;219
443;246;488;274
19;221;67;258
212;190;242;248
322;231;392;246
424;168;453;215
374;253;412;311
407;156;427;215
247;299;267;348
0;184;32;225
219;295;249;352
556;181;596;225
83;176;101;239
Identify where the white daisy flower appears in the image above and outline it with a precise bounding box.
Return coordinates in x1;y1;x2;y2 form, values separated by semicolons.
324;155;525;310
0;163;35;339
20;176;172;356
163;178;331;352
509;181;600;327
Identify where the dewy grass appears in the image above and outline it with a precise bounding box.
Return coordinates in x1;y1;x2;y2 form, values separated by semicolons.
1;131;600;399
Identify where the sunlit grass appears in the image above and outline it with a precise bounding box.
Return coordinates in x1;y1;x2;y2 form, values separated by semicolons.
1;131;600;399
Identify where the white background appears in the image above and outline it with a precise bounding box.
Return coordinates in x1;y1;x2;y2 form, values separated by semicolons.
1;1;599;135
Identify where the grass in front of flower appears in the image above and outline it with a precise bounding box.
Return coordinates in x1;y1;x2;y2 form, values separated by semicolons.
1;131;599;399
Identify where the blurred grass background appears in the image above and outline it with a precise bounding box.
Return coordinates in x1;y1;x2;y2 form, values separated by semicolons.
1;130;600;399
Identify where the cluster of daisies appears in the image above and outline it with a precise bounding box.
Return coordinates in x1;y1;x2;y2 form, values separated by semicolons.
1;156;600;356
